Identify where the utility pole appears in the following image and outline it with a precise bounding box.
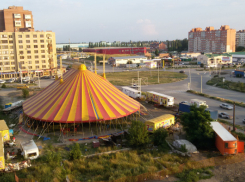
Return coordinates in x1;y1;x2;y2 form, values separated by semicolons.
38;72;40;88
189;69;191;90
233;103;235;131
158;63;160;83
138;71;139;88
201;75;202;93
94;53;97;74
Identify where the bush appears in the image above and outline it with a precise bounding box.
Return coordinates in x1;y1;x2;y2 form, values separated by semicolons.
69;143;82;160
152;128;168;146
180;144;188;152
200;63;204;68
1;83;7;88
22;88;29;98
0;173;15;182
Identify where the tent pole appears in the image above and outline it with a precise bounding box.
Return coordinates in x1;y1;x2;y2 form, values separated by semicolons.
67;123;68;137
82;121;84;137
74;121;75;137
110;120;111;131
59;122;61;136
116;119;117;131
53;122;55;136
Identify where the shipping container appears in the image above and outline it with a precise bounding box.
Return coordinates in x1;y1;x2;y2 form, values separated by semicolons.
234;70;245;77
0;120;10;142
145;114;175;132
211;122;244;155
179;103;191;113
146;91;174;107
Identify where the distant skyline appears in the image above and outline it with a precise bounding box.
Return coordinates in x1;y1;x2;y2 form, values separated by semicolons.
3;0;245;43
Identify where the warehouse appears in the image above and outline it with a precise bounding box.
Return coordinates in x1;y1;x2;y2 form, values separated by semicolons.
83;47;146;55
108;56;147;67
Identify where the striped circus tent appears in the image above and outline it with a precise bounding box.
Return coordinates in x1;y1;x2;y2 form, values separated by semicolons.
23;64;140;123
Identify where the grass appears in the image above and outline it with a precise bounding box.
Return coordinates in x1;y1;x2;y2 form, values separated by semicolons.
207;76;245;93
100;71;187;86
187;90;245;108
218;119;244;130
176;167;214;182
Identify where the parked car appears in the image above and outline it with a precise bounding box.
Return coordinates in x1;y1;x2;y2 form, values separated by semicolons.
0;79;6;84
242;119;245;124
5;78;15;83
220;103;233;110
41;76;50;79
219;112;233;119
179;70;185;73
23;79;35;83
180;101;188;104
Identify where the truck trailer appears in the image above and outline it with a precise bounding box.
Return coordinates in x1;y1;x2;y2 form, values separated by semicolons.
145;114;175;132
146;91;174;107
122;87;141;99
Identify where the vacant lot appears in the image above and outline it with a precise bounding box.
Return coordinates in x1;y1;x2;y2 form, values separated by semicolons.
100;71;187;86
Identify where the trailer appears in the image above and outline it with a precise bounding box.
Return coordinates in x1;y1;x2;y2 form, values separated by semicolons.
20;140;39;160
122;87;141;99
190;99;208;108
211;122;244;155
0;120;10;142
145;114;175;132
146;91;174;107
0;136;5;171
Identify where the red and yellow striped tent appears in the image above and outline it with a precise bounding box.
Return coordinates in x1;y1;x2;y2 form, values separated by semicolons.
23;64;140;123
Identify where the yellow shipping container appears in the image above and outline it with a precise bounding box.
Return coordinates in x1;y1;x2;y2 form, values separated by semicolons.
0;120;10;142
145;114;175;132
0;136;5;170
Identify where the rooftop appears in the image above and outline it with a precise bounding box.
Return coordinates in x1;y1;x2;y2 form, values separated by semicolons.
210;122;237;141
0;120;9;131
205;53;232;58
112;56;147;59
84;47;145;50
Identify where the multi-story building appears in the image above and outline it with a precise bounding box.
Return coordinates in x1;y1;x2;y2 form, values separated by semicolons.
83;47;146;55
236;30;245;47
188;25;236;53
0;6;57;79
0;6;34;32
150;42;167;51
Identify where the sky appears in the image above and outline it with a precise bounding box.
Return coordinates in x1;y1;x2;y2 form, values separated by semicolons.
3;0;245;43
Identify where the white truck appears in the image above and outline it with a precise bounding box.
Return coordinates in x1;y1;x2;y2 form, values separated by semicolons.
190;99;208;108
122;86;141;99
20;140;39;160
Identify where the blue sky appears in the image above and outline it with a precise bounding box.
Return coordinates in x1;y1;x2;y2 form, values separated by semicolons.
3;0;245;43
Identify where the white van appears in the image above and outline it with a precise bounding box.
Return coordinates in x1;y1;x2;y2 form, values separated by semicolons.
190;99;208;108
122;86;141;99
20;140;39;160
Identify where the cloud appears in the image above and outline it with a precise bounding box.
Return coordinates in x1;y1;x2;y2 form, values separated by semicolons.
136;19;158;36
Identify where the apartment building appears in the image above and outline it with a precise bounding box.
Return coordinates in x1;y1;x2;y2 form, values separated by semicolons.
0;31;57;78
150;42;167;51
0;6;57;79
0;6;34;32
236;30;245;47
188;25;236;53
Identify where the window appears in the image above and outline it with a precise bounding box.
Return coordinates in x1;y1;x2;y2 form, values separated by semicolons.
9;35;13;38
18;40;23;44
10;51;14;54
11;62;15;65
9;40;13;43
10;46;13;49
28;61;32;64
34;50;38;53
10;56;14;60
20;56;24;59
40;40;44;43
225;143;228;148
15;21;21;27
11;67;15;70
35;55;39;59
36;66;39;69
26;40;30;43
26;35;30;38
25;21;32;28
18;35;22;38
27;51;31;54
33;34;37;38
41;45;45;48
28;66;32;69
1;40;8;44
27;153;37;157
19;51;24;54
27;56;32;59
35;61;39;64
34;45;38;48
2;45;8;49
41;50;45;53
14;14;21;18
41;55;45;58
25;14;31;19
2;51;8;54
3;56;9;60
42;65;46;68
33;40;38;43
1;34;7;38
40;34;44;38
27;45;31;48
42;60;46;63
19;45;23;49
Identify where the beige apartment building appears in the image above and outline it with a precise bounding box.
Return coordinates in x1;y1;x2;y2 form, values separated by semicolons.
0;31;57;79
188;25;236;53
0;6;57;79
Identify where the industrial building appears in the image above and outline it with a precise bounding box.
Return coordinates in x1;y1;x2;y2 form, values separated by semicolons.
188;25;236;53
0;6;57;79
108;56;147;67
197;53;232;67
83;47;146;55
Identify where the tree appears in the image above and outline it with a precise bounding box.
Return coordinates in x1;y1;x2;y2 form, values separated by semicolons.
152;128;168;146
79;48;82;52
69;143;82;160
180;105;215;149
22;88;29;98
127;120;149;148
236;46;245;52
155;49;159;56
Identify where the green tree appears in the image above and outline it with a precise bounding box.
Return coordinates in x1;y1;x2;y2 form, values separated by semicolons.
240;82;244;91
22;88;29;98
1;83;7;88
236;46;245;52
155;49;159;56
152;128;168;146
69;143;82;160
79;48;82;52
180;105;214;149
127;120;149;148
